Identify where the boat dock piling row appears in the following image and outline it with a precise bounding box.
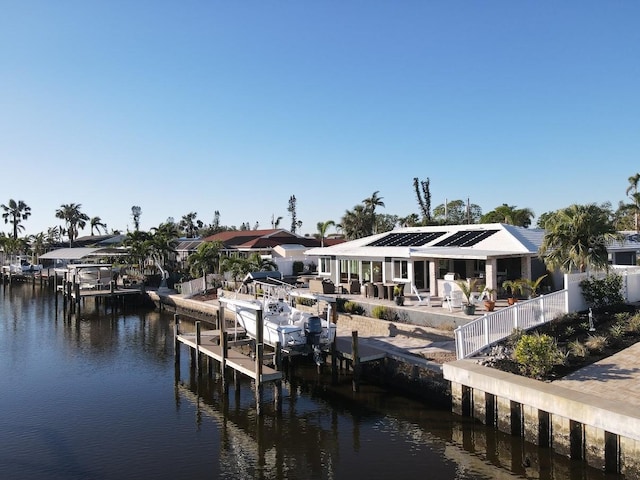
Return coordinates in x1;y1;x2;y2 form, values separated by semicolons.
173;300;388;415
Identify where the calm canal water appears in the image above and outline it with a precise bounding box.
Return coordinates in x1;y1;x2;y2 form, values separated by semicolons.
0;284;621;480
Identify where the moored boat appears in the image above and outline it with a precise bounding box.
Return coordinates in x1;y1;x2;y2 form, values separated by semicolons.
220;278;337;365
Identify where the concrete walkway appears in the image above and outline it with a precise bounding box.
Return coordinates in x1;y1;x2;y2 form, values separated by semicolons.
554;341;640;408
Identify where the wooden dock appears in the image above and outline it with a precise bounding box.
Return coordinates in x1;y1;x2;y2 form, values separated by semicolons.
176;327;282;383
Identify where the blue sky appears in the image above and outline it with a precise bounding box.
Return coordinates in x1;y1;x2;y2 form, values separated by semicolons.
2;1;639;237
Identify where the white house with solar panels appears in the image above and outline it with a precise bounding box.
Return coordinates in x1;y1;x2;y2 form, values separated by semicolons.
304;223;552;298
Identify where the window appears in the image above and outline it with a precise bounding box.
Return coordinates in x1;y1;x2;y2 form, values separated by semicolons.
319;257;332;274
393;260;408;280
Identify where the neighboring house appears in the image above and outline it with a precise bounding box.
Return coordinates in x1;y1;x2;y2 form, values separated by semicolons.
198;229;343;275
608;231;640;265
305;223;550;298
175;238;204;269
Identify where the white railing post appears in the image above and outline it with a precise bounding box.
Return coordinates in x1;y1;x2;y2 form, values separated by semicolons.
454;327;464;359
483;316;490;347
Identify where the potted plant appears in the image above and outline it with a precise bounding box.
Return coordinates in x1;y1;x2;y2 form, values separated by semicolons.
455;279;478;315
393;285;405;306
522;274;548;298
483;287;497;311
502;279;525;305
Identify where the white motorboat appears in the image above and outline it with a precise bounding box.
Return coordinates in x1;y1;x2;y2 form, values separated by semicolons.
220;281;337;365
8;255;42;274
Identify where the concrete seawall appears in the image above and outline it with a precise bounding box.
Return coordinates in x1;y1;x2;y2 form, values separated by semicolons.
443;360;640;476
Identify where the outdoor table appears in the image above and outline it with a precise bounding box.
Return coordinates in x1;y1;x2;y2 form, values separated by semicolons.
384;283;396;300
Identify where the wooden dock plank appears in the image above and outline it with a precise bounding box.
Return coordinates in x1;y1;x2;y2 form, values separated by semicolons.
334;336;387;363
176;333;282;382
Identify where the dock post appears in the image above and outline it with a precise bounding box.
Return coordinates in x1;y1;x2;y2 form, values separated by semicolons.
174;314;181;364
275;342;282;371
255;308;264;416
219;304;228;393
195;321;202;375
352;331;360;392
274;380;282;413
331;333;338;385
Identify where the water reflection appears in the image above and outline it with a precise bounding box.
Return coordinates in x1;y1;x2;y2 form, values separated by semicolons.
175;314;622;480
0;284;623;480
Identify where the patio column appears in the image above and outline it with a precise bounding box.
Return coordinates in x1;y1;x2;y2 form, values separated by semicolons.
521;256;532;280
485;258;497;291
429;260;438;296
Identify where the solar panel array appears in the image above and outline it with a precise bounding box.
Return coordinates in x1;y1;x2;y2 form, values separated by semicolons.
433;229;499;247
366;231;446;247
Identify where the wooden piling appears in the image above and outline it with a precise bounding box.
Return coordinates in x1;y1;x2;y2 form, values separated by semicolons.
352;331;360;392
255;308;264;416
174;314;181;364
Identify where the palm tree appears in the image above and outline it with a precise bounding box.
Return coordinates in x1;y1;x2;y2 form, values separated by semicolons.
481;204;535;227
90;216;107;235
150;221;181;272
340;205;372;239
29;233;48;260
1;199;31;239
187;241;223;278
539;203;622;273
316;220;335;247
363;191;385;234
625;173;640;232
271;214;283;229
55;203;89;246
123;230;153;278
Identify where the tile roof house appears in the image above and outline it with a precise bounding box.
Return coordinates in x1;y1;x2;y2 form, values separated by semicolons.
196;229;344;276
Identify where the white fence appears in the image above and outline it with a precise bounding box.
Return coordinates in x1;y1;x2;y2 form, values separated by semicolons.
455;265;640;359
454;290;569;359
178;274;218;298
565;265;640;312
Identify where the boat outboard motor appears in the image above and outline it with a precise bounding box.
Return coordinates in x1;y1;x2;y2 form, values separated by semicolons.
305;316;323;345
305;316;324;365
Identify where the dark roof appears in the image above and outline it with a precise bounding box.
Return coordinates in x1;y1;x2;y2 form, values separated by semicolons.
203;229;317;249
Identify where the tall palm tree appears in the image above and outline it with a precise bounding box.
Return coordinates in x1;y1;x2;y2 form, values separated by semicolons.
316;220;335;247
363;191;385;234
90;216;107;235
150;221;181;271
539;203;621;273
1;199;31;239
626;173;640;232
55;203;89;246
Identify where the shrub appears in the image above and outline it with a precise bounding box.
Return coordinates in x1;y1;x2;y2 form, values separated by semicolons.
371;305;394;320
579;274;625;310
608;323;626;343
568;340;588;358
292;261;304;275
584;334;608;354
614;311;631;323
563;325;576;338
341;301;364;315
627;313;640;333
513;332;565;379
295;297;315;307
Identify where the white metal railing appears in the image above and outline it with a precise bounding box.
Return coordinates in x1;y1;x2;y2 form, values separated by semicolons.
454;290;569;359
179;274;218;298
